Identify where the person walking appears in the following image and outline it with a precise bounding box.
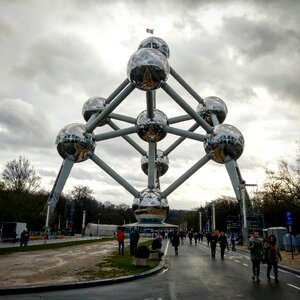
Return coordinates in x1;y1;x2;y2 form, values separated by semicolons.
230;233;236;252
206;232;212;246
264;234;282;283
188;230;193;245
210;231;218;259
248;231;263;282
129;227;140;256
20;230;26;247
194;232;198;245
218;231;229;259
117;228;125;255
171;230;180;255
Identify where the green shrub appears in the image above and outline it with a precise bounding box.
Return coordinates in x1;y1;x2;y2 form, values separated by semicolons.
135;244;150;258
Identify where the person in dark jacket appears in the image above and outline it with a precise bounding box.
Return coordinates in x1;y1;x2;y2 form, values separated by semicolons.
129;227;140;256
263;234;282;283
218;231;229;259
171;231;180;255
210;231;218;259
248;231;263;282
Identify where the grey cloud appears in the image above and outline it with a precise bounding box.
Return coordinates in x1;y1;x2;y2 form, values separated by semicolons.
0;98;53;150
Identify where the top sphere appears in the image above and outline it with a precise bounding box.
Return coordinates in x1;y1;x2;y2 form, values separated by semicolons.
82;97;109;126
138;36;170;58
196;96;228;126
127;48;170;91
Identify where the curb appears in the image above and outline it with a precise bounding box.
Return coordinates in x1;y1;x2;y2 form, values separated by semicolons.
0;260;166;296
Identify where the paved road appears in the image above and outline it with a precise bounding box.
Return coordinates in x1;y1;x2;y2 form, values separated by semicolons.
1;239;299;299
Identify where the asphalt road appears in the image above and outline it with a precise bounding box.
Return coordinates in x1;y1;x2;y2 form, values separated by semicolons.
1;239;300;299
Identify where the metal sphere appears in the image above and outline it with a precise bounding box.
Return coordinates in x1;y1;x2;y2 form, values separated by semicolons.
82;97;109;126
127;48;170;91
138;36;170;58
204;124;244;163
136;109;168;142
196;96;228;126
141;149;169;177
132;188;169;222
56;123;96;163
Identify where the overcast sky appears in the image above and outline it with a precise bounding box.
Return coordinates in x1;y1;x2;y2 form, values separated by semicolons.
0;0;299;211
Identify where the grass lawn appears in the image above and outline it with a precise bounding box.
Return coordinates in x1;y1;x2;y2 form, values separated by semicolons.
79;240;161;280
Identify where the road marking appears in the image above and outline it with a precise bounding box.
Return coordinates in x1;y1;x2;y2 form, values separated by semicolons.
243;263;248;267
234;260;240;263
279;269;289;273
287;284;300;290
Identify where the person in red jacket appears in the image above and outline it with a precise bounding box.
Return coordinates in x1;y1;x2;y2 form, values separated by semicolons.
117;228;125;255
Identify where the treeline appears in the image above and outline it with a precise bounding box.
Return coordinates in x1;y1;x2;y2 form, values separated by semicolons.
0;153;299;234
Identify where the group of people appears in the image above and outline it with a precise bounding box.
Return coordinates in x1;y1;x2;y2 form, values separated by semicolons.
116;227;140;256
248;231;281;283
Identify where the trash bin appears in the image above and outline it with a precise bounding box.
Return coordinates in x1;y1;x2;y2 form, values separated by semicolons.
283;234;295;252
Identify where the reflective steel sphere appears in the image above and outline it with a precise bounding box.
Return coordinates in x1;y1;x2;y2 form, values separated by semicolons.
196;96;228;126
141;149;169;176
138;36;170;58
82;97;109;125
127;48;170;91
132;188;169;222
56;123;96;163
204;124;244;163
136;109;168;142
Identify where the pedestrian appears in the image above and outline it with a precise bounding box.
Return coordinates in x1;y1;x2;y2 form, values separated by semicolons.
248;231;263;282
129;227;140;256
188;230;193;245
210;231;218;259
117;227;125;255
263;234;282;283
206;232;212;246
24;228;29;246
20;230;26;247
179;231;184;245
218;231;229;259
193;232;198;245
171;230;180;255
230;233;236;252
43;231;48;244
199;232;204;243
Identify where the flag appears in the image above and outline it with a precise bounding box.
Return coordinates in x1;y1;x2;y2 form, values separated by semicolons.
146;28;154;34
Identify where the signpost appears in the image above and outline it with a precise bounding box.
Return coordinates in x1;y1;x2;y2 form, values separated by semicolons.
286;211;294;259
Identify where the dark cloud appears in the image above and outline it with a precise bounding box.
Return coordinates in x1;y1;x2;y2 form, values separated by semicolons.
0;98;53;150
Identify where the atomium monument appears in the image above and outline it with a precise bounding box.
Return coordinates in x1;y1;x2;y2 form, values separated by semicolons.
45;36;248;227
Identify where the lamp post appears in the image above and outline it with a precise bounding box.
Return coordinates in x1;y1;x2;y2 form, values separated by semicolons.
82;210;86;237
212;202;216;231
97;213;101;237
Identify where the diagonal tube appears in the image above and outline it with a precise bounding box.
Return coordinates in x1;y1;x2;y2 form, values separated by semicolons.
95;126;138;141
161;82;213;133
164;123;200;156
170;67;204;104
109;113;136;124
108;121;146;156
161;153;211;198
165;126;206;142
106;78;130;104
168;114;193;124
88;152;140;198
86;83;135;133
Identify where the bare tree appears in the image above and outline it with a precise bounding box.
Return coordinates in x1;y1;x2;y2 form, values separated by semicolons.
2;156;40;193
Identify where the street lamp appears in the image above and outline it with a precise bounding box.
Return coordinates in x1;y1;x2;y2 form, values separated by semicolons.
97;213;101;237
82;210;86;237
